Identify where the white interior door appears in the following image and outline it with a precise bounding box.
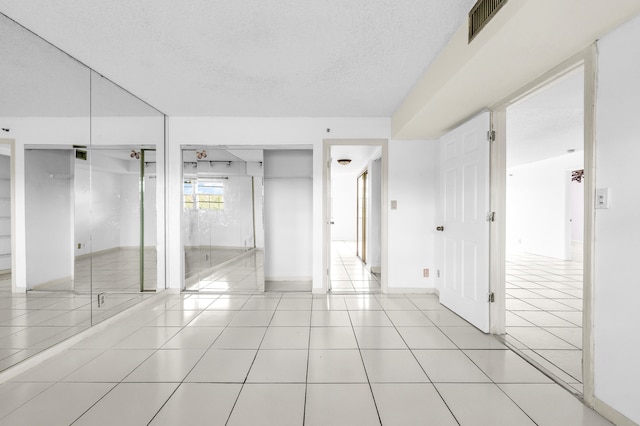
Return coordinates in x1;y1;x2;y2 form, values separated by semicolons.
438;112;491;332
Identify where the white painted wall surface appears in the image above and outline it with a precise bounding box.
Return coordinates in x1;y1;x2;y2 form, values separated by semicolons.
263;150;313;281
166;117;391;290
387;140;437;290
25;149;73;287
594;14;640;424
506;154;582;260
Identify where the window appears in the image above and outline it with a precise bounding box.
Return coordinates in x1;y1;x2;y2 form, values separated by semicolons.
183;179;224;210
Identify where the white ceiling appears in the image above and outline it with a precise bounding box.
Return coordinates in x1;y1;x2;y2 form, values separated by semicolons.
507;70;583;168
331;145;380;176
0;0;476;117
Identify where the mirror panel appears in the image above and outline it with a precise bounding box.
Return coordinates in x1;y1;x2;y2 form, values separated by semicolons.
89;71;164;323
0;13;166;371
0;13;91;371
182;148;264;292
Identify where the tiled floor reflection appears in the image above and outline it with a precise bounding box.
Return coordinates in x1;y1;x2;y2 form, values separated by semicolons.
0;277;153;372
330;241;381;293
505;244;583;393
0;248;158;372
0;292;610;425
34;248;158;293
188;249;265;292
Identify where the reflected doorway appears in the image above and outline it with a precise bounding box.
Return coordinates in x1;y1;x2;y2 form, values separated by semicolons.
182;147;264;292
504;69;585;393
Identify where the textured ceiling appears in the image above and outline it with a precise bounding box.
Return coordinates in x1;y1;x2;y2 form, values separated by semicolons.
0;0;476;117
507;71;584;168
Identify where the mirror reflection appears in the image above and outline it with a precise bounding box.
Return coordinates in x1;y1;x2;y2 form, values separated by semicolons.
0;13;165;372
183;148;264;292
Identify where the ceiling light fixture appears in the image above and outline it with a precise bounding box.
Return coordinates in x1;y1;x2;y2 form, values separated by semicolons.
337;159;351;166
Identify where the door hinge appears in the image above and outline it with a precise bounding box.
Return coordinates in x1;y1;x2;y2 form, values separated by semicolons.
488;292;495;303
486;212;495;222
487;130;495;142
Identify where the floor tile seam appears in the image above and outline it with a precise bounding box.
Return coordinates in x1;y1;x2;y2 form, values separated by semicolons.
496;335;584;396
0;381;57;421
505;319;581;351
66;381;121;426
344;307;384;426
522;349;583;384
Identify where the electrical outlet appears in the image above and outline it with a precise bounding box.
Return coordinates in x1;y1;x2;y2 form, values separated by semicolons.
97;293;105;307
423;268;429;278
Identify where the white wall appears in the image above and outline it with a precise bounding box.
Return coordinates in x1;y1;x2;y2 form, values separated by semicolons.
506;154;582;260
166;117;391;290
25;149;73;287
263;149;313;281
387;140;438;290
593;14;640;424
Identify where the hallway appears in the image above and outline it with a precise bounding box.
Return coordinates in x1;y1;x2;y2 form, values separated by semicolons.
0;291;609;425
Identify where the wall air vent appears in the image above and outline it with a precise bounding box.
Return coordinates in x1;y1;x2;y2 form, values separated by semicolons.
469;0;508;43
75;150;87;160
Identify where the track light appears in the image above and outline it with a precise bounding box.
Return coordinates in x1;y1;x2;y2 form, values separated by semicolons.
196;149;207;159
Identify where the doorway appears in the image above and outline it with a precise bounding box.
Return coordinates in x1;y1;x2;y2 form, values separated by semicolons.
503;68;585;393
325;142;385;293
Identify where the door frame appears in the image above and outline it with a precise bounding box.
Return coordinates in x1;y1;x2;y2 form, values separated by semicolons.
356;169;368;263
0;139;16;293
488;45;597;404
322;139;388;294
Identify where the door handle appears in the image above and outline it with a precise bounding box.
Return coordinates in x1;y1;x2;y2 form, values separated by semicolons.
436;226;444;231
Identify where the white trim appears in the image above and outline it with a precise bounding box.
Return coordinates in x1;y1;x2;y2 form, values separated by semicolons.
0;139;17;293
593;398;638;426
489;110;506;335
385;287;435;294
488;47;597;407
322;139;389;294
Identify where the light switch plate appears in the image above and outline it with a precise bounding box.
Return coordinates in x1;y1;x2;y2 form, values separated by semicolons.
595;188;610;209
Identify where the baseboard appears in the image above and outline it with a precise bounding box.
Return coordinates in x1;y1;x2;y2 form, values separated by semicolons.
75;246;157;261
594;397;638;426
385;287;436;294
31;276;73;291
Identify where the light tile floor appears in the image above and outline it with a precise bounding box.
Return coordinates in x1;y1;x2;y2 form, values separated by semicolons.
187;249;265;293
0;248;159;372
0;291;610;425
330;241;381;293
505;244;583;393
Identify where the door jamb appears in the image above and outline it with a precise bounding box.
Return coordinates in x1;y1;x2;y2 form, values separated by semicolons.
322;139;388;294
488;46;597;405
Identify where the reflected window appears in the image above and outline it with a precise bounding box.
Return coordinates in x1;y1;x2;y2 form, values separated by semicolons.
184;179;224;210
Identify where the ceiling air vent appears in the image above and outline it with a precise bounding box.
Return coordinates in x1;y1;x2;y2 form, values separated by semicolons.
469;0;508;43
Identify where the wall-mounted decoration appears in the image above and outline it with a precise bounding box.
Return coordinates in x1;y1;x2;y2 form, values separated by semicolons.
572;169;584;183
